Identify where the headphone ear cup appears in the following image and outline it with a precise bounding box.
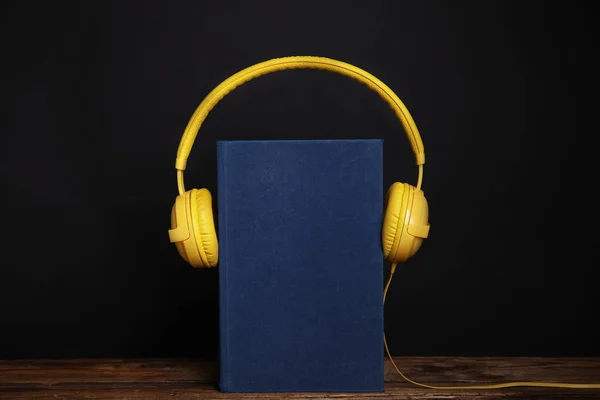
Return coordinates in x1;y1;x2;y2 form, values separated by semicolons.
382;182;410;262
382;182;430;263
189;188;219;267
170;196;191;264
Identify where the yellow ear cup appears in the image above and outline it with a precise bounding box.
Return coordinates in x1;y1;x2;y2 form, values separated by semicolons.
382;182;409;262
382;182;430;263
189;188;219;267
169;195;191;263
399;187;430;261
168;189;218;268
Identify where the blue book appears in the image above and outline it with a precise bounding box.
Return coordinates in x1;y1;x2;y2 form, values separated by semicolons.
217;139;384;392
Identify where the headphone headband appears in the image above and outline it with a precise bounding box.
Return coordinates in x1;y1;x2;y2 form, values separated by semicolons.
175;56;425;194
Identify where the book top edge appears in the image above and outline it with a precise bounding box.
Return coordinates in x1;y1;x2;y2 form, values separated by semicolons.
217;139;383;144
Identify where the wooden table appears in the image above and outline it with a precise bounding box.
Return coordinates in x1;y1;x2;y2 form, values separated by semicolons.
1;357;599;399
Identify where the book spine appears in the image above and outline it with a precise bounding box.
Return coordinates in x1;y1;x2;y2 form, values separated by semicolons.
217;142;229;392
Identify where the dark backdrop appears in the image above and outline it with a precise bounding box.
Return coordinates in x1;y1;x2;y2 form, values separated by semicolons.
1;1;597;359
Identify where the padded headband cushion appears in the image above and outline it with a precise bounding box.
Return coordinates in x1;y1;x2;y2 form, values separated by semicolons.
174;56;425;176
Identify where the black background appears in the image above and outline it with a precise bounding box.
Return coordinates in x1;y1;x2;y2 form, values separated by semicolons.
1;1;598;359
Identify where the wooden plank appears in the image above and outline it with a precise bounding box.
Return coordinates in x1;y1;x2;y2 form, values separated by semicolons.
0;384;598;399
2;357;599;385
0;358;216;384
388;356;600;385
0;357;599;399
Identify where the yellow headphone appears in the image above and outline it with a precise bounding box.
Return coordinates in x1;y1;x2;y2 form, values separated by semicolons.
168;56;430;268
167;56;600;391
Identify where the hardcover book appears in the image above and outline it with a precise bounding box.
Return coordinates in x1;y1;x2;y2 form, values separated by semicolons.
217;139;384;392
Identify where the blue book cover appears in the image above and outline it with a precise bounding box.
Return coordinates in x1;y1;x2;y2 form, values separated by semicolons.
217;139;384;392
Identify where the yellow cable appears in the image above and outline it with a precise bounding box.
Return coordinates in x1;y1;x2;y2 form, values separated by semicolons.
383;265;600;389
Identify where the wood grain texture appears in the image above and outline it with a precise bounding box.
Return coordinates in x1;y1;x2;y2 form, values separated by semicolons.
0;357;599;399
